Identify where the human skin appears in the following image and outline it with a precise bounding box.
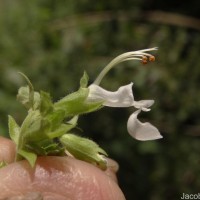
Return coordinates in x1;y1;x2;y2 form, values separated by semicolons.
0;136;125;200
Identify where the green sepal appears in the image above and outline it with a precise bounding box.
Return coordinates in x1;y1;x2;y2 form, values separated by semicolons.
40;91;53;116
67;115;79;126
25;139;65;156
18;72;34;108
17;72;41;110
80;71;89;88
60;134;108;170
43;109;65;131
18;149;37;167
54;88;103;117
17;86;40;110
8;115;20;144
19;110;43;142
46;116;78;139
19;110;52;144
46;124;74;139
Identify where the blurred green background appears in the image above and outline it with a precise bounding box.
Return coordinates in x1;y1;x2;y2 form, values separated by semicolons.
0;0;200;199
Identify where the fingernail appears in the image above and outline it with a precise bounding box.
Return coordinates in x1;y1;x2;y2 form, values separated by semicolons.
104;158;119;183
106;158;119;173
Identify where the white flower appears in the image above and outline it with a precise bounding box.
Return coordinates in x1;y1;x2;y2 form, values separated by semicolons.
127;109;162;141
88;83;134;107
87;47;162;141
87;83;162;141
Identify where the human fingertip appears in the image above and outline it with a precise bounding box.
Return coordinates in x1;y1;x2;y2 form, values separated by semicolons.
0;136;16;163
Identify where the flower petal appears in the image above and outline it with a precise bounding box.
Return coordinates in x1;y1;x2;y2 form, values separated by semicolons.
133;100;154;111
127;110;162;141
87;83;134;107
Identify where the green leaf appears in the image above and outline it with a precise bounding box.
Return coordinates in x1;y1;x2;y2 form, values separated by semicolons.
8;115;20;144
18;72;35;109
18;149;37;167
60;134;108;170
45;115;78;139
54;88;103;117
80;71;89;88
17;86;40;110
40;91;53;116
44;109;65;131
25;139;64;156
19;110;47;142
46;124;74;139
20;110;41;137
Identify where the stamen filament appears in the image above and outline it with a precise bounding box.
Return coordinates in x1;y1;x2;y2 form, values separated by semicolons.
94;47;158;85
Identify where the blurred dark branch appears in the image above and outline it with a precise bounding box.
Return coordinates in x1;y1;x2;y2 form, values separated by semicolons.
49;11;134;30
50;10;200;31
145;11;200;31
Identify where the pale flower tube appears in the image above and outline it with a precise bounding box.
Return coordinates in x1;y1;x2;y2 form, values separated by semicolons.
88;83;134;107
88;83;153;109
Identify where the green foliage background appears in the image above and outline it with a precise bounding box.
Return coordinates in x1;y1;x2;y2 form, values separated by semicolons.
0;0;200;199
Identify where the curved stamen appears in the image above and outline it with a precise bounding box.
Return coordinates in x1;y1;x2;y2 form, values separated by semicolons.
94;47;158;85
134;47;158;53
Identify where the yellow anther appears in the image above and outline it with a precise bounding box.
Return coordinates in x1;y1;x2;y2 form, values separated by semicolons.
142;60;148;65
142;56;148;64
142;56;148;61
149;55;155;62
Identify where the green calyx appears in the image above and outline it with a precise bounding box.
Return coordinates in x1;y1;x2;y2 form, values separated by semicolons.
8;72;107;169
60;134;108;170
